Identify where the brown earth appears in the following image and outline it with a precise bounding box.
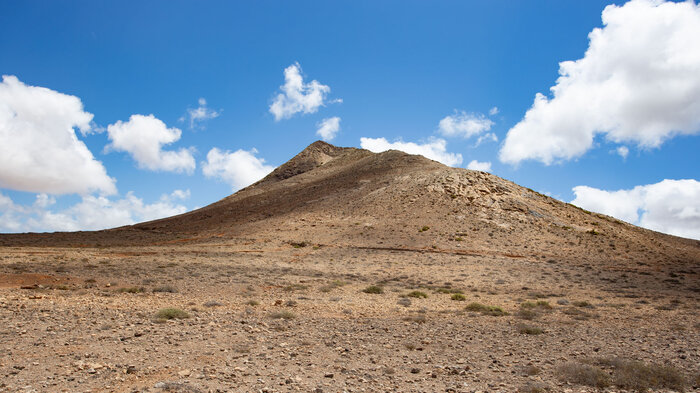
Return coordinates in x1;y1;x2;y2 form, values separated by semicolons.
0;141;699;392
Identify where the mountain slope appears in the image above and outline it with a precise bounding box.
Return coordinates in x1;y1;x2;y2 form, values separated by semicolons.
1;141;698;268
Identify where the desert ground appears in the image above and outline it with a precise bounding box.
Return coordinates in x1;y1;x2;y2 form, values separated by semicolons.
1;142;699;392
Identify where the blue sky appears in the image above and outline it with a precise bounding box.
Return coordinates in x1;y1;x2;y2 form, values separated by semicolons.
1;0;699;239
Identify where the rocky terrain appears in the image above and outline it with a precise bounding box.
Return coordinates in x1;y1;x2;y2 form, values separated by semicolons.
1;141;699;392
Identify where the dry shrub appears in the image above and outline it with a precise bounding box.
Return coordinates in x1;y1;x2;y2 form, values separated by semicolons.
597;357;687;392
516;323;544;335
269;310;296;320
556;362;610;388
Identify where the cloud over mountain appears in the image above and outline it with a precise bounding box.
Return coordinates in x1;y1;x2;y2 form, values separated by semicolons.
500;0;700;165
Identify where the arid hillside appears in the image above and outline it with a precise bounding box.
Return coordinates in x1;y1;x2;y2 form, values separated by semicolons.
2;141;699;268
1;141;699;393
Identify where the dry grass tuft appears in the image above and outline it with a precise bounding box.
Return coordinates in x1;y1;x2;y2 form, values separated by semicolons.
516;323;544;335
556;362;610;388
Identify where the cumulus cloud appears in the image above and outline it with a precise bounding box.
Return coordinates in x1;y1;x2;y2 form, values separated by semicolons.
438;111;494;139
467;160;492;172
571;179;700;240
500;0;700;165
0;75;116;195
360;137;462;166
183;98;220;129
202;148;275;191
0;189;189;233
106;114;195;174
489;107;499;116
316;117;341;141
616;146;629;159
269;63;334;121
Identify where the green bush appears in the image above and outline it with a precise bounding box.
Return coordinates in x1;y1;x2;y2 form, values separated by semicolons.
451;293;466;301
362;285;384;294
155;307;190;320
465;302;507;316
404;291;428;298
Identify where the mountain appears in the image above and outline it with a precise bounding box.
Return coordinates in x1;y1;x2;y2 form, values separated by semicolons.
3;141;700;393
1;141;698;267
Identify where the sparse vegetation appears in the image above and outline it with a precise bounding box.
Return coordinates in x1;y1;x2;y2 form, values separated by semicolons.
419;226;430;232
203;300;223;307
283;283;309;291
516;323;544;335
451;293;466;301
465;302;507;316
362;285;384;294
403;290;428;298
521;300;552;309
245;300;260;306
155;308;190;320
319;280;346;292
289;241;308;248
556;362;610;388
516;309;538;320
592;357;687;392
562;307;596;320
269;310;296;320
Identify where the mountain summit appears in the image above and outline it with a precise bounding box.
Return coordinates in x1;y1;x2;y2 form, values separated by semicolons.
2;141;698;268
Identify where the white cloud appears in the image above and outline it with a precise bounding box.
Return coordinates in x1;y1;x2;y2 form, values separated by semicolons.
360;137;462;166
184;98;220;129
0;189;189;233
467;160;492;172
269;63;334;121
500;0;700;165
571;179;700;240
438;111;494;139
489;107;499;116
0;75;116;195
316;117;341;141
106;114;195;174
474;132;498;147
169;189;190;200
616;145;629;159
202;148;275;191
